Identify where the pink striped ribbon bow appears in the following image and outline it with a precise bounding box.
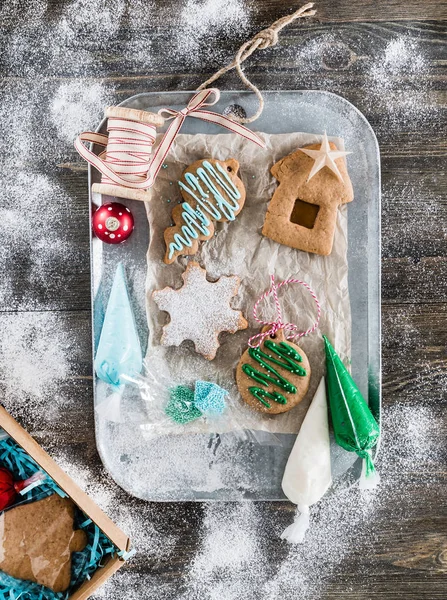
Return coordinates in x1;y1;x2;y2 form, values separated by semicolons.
248;275;321;348
74;88;266;191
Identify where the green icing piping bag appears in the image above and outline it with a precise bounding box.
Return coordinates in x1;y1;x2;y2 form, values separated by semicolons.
323;335;380;488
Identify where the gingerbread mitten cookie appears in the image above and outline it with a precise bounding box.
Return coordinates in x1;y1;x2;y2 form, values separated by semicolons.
236;329;311;415
164;158;246;264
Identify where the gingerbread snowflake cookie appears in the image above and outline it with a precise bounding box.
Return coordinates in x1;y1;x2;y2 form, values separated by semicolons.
164;158;246;264
152;262;247;360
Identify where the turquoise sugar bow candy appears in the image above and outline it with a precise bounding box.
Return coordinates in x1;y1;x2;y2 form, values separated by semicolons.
165;386;202;424
194;380;228;416
94;263;143;390
165;381;228;424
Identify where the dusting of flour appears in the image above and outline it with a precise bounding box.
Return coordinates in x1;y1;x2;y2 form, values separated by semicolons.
172;0;253;65
0;312;70;423
51;81;116;143
366;37;436;130
0;3;443;599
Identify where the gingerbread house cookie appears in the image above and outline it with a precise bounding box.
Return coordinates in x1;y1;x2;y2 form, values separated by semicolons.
262;134;354;256
0;494;87;592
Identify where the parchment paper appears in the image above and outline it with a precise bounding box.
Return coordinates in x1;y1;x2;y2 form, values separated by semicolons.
143;132;351;435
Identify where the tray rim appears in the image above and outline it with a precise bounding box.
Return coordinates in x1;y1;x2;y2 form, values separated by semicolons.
88;89;382;501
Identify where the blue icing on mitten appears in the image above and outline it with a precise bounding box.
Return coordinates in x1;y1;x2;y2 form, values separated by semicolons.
194;381;228;416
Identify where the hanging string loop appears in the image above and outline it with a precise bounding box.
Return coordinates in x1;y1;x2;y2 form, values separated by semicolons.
197;3;316;124
248;274;321;348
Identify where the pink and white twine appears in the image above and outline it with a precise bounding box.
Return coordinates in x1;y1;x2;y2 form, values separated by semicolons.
248;275;321;348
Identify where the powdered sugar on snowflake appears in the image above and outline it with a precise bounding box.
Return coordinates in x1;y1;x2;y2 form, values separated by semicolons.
152;262;247;360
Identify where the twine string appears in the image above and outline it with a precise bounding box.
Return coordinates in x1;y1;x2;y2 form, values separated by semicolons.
197;3;316;124
248;274;321;348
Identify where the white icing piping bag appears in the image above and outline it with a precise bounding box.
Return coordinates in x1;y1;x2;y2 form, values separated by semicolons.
281;377;332;543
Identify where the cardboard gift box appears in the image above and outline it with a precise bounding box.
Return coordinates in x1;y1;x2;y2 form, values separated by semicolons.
0;405;131;600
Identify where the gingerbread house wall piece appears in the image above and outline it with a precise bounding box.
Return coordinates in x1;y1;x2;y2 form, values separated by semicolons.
262;142;354;256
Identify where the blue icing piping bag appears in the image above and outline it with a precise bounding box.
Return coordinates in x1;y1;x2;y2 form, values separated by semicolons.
94;263;143;422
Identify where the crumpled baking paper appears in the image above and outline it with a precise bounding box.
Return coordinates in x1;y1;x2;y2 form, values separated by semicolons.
143;132;351;435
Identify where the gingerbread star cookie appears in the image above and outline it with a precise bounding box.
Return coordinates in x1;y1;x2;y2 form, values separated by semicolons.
164;158;246;264
0;494;87;593
152;262;247;360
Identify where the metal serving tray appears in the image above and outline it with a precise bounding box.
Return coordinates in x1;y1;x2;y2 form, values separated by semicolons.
90;91;381;501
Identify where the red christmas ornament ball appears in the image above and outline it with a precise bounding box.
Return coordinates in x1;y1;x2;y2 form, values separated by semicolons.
92;202;134;244
0;468;45;511
0;467;24;511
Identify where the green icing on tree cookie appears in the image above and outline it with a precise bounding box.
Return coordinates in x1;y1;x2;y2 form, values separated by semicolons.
242;340;307;409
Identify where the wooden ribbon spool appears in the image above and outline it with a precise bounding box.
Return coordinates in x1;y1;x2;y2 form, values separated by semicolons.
91;106;165;203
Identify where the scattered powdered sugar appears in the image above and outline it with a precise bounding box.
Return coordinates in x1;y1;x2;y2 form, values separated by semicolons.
50;444;180;561
382;403;444;473
60;0;126;39
0;0;47;26
382;181;445;258
0;171;83;310
0;312;70;421
366;37;437;130
263;492;379;598
172;0;253;66
3;0;125;77
181;0;251;38
51;81;116;143
184;503;265;599
279;31;438;136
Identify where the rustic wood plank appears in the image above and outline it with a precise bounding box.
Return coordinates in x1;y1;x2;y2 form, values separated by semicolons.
2;1;446;29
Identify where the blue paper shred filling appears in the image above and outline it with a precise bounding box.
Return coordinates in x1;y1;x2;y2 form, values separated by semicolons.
0;437;119;600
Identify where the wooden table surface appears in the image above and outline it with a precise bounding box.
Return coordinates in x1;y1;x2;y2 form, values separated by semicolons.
0;1;446;599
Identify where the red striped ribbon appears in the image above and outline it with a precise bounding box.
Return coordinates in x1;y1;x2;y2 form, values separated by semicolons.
74;88;266;191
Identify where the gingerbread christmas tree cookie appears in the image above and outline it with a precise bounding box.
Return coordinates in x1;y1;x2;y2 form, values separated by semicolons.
0;494;87;592
262;133;354;256
164;158;246;264
152;262;247;360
